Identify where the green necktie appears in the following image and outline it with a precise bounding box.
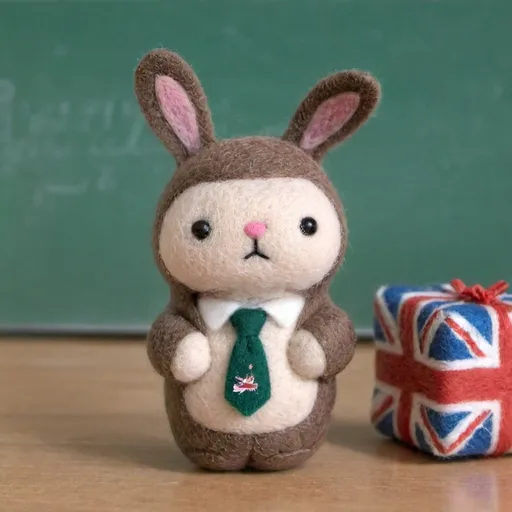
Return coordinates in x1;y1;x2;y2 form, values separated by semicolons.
224;308;271;416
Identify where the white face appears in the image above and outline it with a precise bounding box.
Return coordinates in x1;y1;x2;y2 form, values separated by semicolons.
158;177;342;298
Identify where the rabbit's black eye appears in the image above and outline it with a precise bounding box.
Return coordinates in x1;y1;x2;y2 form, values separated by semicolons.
300;217;317;236
191;220;211;240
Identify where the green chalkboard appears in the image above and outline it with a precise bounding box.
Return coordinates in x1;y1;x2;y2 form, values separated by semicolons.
1;1;511;334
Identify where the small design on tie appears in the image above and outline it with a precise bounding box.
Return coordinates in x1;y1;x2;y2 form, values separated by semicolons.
233;365;259;394
225;308;271;416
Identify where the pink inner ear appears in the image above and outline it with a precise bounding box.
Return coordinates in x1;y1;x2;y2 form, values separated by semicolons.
155;75;201;153
300;92;360;151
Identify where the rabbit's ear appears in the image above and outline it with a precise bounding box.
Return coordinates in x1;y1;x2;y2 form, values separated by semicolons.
282;71;380;161
135;49;215;164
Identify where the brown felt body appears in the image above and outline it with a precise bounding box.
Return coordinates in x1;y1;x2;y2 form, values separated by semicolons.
148;291;355;471
165;371;336;471
282;70;381;162
135;50;215;163
136;48;379;471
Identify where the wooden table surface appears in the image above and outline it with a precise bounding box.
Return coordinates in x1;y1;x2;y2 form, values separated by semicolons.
0;338;510;512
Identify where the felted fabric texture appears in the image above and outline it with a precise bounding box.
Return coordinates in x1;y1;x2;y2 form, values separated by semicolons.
170;331;211;383
151;138;349;310
287;329;327;380
198;295;305;332
135;49;215;164
282;70;381;162
180;294;319;436
157;176;342;297
146;310;197;379
300;92;360;151
135;48;380;471
155;75;201;154
301;297;357;378
372;279;512;459
224;308;271;416
164;371;336;471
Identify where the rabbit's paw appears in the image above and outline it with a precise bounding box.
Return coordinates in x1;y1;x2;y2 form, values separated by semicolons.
287;330;326;380
171;332;211;383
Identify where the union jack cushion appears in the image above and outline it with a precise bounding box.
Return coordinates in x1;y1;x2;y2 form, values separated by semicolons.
371;279;512;458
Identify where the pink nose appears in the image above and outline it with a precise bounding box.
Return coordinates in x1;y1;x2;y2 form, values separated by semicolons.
244;221;267;239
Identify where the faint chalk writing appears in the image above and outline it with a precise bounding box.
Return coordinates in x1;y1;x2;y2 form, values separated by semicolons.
44;182;89;196
53;44;69;58
0;78;15;102
96;166;116;192
0;78;15;145
0;79;165;175
32;181;90;208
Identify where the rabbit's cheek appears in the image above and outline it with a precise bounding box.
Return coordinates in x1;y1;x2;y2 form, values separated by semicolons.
157;178;342;294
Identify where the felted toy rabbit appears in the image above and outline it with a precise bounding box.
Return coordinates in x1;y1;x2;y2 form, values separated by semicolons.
134;49;380;471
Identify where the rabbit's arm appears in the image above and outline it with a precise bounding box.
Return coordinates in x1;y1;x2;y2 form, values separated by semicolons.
289;298;356;380
147;310;210;382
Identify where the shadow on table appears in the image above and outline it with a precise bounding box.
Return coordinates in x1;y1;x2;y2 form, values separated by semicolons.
326;418;436;465
3;413;195;473
67;432;195;473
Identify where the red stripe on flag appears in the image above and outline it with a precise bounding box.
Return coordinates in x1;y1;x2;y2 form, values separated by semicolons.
371;395;394;424
494;307;512;454
420;406;490;455
397;392;413;444
395;294;450;445
444;317;486;357
374;300;396;345
377;291;512;455
419;309;442;354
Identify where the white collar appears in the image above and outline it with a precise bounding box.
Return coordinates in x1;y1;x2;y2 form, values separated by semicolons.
198;295;305;331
